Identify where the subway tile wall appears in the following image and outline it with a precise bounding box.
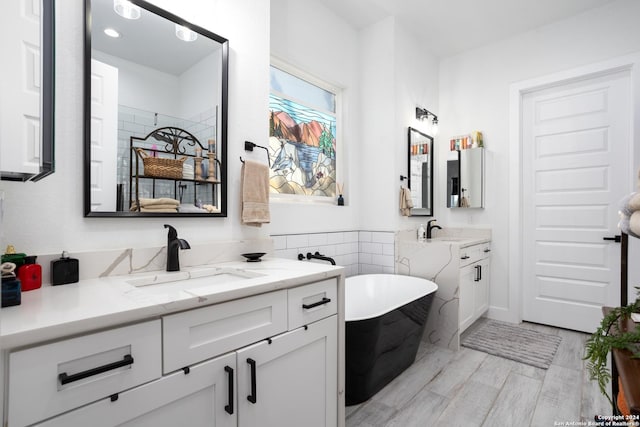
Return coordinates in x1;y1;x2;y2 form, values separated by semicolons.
271;231;395;277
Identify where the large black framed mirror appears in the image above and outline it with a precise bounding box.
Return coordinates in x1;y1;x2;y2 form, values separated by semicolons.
84;0;228;217
0;0;55;182
407;127;433;216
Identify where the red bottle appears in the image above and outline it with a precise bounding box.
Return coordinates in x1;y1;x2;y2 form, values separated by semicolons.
18;256;42;291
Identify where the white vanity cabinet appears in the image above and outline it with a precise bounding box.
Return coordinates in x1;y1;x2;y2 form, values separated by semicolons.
5;277;340;427
35;352;236;427
459;242;491;333
237;315;337;427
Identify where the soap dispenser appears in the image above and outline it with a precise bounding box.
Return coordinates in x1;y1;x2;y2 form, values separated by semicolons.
51;251;79;286
417;224;426;242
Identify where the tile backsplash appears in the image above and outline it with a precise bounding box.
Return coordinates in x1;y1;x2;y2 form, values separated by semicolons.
271;231;395;277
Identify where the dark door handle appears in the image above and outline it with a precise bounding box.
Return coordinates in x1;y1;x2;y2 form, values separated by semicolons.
302;297;331;309
474;265;480;282
478;265;482;281
247;358;257;404
58;354;134;385
224;366;234;414
603;235;621;242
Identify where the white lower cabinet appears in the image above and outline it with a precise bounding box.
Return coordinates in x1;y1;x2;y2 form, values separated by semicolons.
7;279;340;427
459;244;491;333
237;315;337;427
36;352;236;427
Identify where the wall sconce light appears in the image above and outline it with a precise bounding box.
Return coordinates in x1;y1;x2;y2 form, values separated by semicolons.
416;107;439;135
113;0;141;20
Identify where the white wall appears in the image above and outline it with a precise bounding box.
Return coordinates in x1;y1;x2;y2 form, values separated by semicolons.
93;50;181;116
357;17;439;232
0;0;270;254
178;52;221;121
438;0;640;321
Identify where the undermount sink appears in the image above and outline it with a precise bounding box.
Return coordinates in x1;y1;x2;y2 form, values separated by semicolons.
126;267;263;290
430;237;468;242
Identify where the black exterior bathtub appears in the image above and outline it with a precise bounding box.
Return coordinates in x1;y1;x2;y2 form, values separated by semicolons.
345;274;437;405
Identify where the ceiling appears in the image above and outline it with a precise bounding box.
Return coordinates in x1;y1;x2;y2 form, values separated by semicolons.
92;0;221;75
315;0;616;57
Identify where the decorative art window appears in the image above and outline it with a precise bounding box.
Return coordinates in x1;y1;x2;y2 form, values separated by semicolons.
268;63;338;199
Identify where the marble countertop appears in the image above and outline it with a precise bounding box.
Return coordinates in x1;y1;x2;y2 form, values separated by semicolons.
0;258;344;349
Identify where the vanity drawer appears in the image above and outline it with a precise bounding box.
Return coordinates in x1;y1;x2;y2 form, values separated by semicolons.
459;242;491;266
163;289;287;374
8;319;161;427
288;278;337;330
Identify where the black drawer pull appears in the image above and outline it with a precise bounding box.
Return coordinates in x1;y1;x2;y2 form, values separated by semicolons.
603;235;621;242
224;366;234;414
247;358;257;404
483;248;491;253
461;255;470;260
474;265;480;282
302;297;331;310
59;354;134;385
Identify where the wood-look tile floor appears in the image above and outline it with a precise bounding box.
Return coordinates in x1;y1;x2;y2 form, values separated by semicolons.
345;321;611;427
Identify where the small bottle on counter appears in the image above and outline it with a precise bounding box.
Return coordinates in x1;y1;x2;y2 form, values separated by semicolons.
51;251;79;286
1;262;21;307
417;224;426;242
18;255;42;291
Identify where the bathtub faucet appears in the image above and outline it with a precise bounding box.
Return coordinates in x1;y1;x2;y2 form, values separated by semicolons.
298;251;336;265
427;219;442;239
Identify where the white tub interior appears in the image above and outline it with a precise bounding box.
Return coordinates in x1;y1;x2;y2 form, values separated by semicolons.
345;274;438;322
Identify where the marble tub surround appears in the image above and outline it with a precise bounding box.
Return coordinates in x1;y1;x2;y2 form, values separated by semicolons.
0;257;343;349
395;228;491;351
29;238;273;286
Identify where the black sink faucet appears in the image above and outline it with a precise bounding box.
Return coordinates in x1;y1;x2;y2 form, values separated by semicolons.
427;219;442;239
164;224;191;272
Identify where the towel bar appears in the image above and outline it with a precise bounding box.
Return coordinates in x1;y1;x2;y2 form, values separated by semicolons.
241;141;270;167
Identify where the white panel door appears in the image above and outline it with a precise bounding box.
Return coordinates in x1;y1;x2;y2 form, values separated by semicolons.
90;59;118;211
0;0;41;176
237;315;337;427
522;70;631;332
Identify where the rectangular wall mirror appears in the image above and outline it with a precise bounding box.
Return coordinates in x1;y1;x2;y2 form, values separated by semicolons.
84;0;228;217
407;127;433;216
0;0;55;182
447;147;484;208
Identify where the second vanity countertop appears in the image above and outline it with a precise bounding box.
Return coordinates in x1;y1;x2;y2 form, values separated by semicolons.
0;258;344;350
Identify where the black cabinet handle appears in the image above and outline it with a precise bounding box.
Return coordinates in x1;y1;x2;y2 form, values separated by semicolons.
58;354;134;385
478;265;482;281
461;255;470;260
247;358;257;404
224;366;234;415
302;297;331;310
603;235;621;243
484;248;491;253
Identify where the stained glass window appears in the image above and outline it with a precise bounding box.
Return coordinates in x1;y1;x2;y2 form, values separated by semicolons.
269;64;338;198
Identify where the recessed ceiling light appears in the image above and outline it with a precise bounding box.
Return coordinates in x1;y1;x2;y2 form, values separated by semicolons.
104;28;121;38
175;24;198;42
114;0;141;20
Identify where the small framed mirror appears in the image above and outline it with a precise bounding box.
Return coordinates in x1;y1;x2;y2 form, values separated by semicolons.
407;127;433;216
0;0;55;182
447;146;484;208
84;0;228;217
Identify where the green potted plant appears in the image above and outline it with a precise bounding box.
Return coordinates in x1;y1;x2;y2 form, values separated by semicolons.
584;287;640;404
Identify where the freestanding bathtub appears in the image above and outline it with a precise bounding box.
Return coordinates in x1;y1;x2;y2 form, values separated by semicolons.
345;274;437;405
